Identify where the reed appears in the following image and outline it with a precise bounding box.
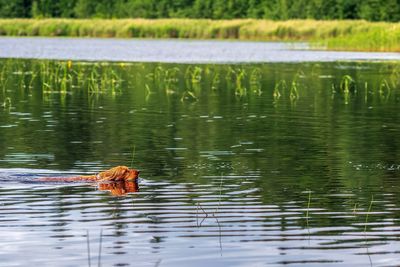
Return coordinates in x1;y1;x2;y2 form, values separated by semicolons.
181;90;198;102
97;229;103;267
1;59;399;107
0;19;399;52
196;174;223;252
18;60;125;95
290;81;299;101
364;196;374;266
306;190;311;223
234;68;246;97
339;75;355;104
85;229;103;267
340;75;356;93
273;80;286;100
379;79;391;100
86;230;91;267
250;68;262;95
364;195;374;234
1;96;11;109
211;73;220;90
130;145;136;169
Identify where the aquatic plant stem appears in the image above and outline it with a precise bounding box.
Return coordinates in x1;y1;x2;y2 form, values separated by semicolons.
196;174;224;253
130;145;136;169
87;230;91;267
306;190;311;224
215;173;223;214
97;229;103;267
364;195;374;267
364;195;374;234
353;203;358;214
306;190;311;241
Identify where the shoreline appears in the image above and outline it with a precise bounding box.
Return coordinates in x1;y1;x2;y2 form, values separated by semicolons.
0;19;399;52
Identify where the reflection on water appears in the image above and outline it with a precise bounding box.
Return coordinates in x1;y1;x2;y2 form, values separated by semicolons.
0;59;400;266
97;181;139;196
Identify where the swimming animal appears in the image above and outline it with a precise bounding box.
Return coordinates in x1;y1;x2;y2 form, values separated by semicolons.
37;166;140;183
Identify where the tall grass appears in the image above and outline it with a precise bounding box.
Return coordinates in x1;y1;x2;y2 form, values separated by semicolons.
0;59;399;107
0;19;399;52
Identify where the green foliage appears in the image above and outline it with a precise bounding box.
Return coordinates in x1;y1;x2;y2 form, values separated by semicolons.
0;0;31;18
0;18;398;51
74;0;96;18
0;0;399;22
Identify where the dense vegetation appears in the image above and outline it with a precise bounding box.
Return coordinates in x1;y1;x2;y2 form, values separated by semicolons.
0;19;399;52
0;0;399;22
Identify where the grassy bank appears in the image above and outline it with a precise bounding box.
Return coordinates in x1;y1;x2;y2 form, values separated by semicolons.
0;19;399;52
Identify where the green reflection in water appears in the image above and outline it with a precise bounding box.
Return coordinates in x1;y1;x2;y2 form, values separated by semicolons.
1;59;400;199
1;59;400;265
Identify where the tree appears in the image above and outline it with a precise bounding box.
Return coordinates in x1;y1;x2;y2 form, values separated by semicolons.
0;0;32;17
0;0;399;21
339;0;359;19
30;0;57;18
359;0;382;21
93;1;115;18
263;0;288;20
74;0;96;18
247;0;264;18
380;0;400;21
167;0;194;17
212;0;229;19
193;0;213;18
56;0;78;17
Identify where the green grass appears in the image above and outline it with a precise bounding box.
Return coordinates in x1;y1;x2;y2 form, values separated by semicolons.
0;19;399;52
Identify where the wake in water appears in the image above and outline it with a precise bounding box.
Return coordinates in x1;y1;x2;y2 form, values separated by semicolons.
0;168;140;196
0;168;70;183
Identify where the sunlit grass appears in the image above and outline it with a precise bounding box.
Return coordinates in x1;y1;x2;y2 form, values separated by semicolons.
0;19;399;51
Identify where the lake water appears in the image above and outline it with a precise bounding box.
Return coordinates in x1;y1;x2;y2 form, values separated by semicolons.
0;37;399;63
0;58;400;266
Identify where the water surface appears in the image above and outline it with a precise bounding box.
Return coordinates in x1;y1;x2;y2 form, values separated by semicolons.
0;37;399;63
1;60;400;266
